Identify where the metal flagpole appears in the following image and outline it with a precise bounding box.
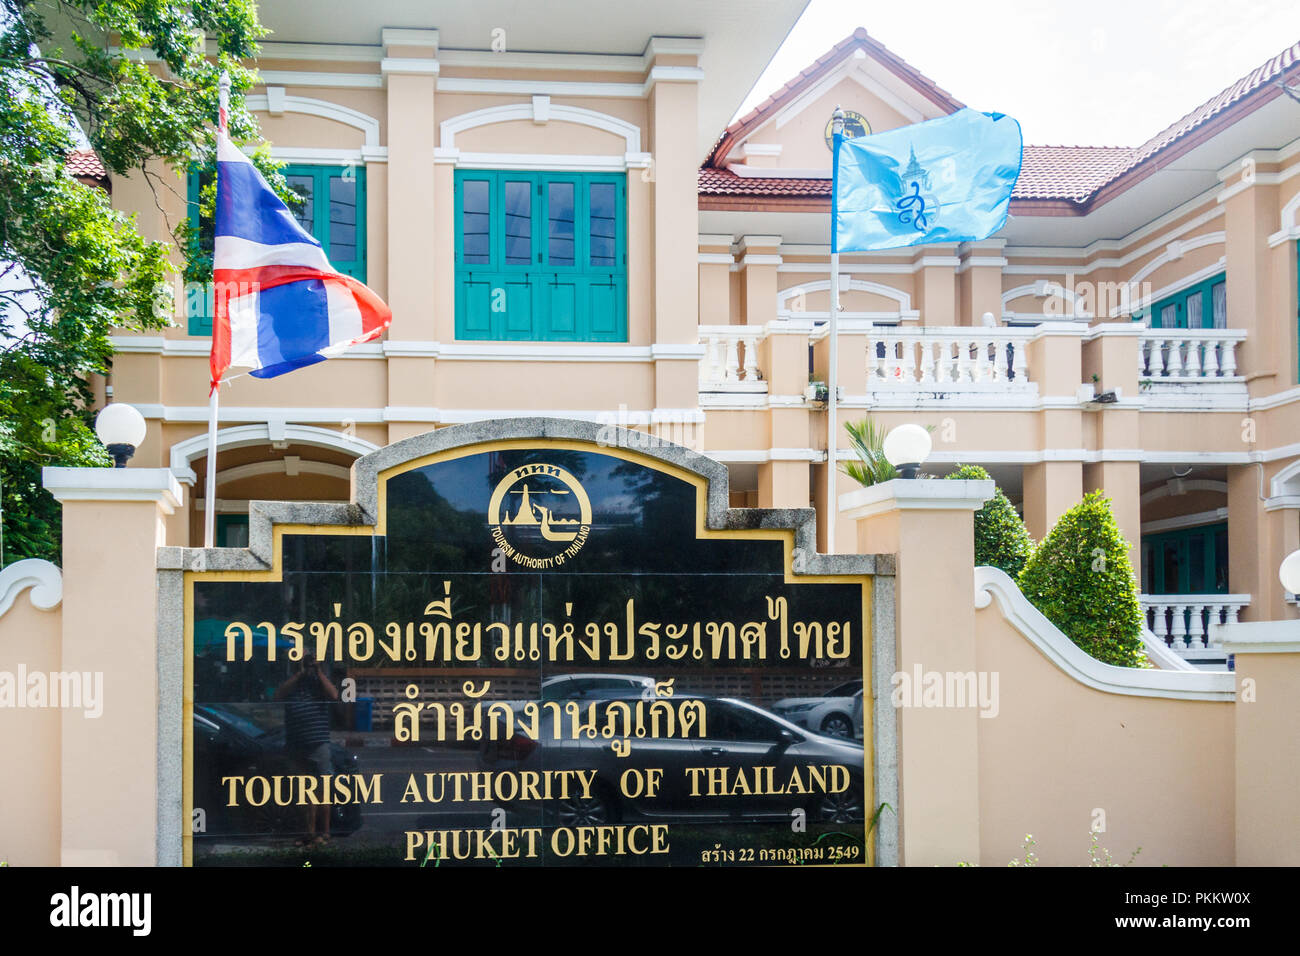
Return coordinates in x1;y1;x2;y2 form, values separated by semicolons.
827;107;845;554
204;71;231;549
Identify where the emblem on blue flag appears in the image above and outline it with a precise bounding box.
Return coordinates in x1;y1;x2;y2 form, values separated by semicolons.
832;108;1023;253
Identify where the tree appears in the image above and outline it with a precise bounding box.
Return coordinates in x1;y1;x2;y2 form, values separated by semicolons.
0;0;284;565
944;464;1033;578
1016;490;1146;667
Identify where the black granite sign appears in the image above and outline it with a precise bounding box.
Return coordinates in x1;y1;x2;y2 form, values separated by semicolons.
187;440;873;866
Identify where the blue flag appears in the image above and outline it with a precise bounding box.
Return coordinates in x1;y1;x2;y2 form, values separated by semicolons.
833;108;1022;253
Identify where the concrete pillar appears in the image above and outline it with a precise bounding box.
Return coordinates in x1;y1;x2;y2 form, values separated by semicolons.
1219;166;1281;397
382;28;439;341
648;45;702;413
739;235;781;327
1228;464;1268;621
957;239;1006;326
842;477;995;867
1023;462;1083;542
913;246;959;326
1219;621;1300;864
698;234;734;326
43;466;182;865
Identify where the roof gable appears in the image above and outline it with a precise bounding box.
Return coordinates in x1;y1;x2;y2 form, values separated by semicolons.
706;27;963;169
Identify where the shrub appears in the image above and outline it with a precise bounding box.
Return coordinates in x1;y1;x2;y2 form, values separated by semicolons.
944;464;1033;578
1016;491;1146;667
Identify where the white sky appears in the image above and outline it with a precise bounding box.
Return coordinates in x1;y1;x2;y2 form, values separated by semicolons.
738;0;1300;146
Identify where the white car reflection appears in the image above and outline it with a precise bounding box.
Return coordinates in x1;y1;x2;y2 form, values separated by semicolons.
771;680;863;739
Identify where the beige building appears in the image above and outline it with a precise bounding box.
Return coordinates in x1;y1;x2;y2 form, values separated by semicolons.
101;4;1300;670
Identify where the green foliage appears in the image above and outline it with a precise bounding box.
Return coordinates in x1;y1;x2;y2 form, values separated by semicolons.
1016;491;1147;667
0;0;283;565
944;464;1033;578
840;418;897;487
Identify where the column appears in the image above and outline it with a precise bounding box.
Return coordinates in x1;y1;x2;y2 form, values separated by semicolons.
648;40;703;413
1219;161;1280;397
913;245;959;326
382;29;440;439
842;477;996;866
957;239;1007;326
43;466;183;865
739;235;781;327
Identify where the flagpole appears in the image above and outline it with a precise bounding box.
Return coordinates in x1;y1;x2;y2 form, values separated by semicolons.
827;107;845;554
204;71;230;549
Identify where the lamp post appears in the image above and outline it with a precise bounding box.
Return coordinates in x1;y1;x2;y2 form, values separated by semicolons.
94;403;147;468
882;424;932;480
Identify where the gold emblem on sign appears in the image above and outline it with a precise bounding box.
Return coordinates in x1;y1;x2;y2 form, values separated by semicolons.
488;463;593;568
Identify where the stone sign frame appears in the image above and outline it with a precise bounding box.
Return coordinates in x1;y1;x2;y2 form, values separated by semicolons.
156;418;899;866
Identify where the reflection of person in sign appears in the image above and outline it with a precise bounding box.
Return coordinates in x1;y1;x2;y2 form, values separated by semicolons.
275;653;339;846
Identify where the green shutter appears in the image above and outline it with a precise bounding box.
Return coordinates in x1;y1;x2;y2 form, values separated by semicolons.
454;169;626;341
1147;273;1224;330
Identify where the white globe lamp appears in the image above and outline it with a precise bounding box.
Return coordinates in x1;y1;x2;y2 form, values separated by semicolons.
1280;549;1300;597
95;403;147;468
882;424;932;480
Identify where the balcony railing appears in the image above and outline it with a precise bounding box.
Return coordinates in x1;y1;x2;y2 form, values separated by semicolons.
1138;329;1245;381
866;328;1035;390
698;326;766;392
1140;594;1250;664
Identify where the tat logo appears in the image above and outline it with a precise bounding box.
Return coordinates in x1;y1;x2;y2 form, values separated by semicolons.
49;886;151;936
487;463;592;570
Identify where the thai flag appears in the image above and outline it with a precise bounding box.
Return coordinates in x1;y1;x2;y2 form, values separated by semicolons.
209;132;391;389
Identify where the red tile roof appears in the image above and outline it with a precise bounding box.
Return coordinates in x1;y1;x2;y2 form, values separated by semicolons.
66;149;108;182
701;34;1300;210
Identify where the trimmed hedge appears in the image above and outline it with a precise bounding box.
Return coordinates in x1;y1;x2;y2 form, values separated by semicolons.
1016;490;1146;667
945;464;1033;579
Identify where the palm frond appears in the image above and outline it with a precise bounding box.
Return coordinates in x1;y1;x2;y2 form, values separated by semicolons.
840;417;897;487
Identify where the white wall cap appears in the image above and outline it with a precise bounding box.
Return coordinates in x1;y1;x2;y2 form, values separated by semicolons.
0;558;63;618
1214;619;1300;654
43;467;183;514
839;478;995;519
976;567;1235;700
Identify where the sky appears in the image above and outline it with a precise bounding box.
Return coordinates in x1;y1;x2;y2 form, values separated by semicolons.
737;0;1300;146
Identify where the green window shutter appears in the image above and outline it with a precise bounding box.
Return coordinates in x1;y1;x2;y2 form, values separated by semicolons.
1140;522;1228;594
186;168;215;336
454;169;627;342
1147;273;1225;331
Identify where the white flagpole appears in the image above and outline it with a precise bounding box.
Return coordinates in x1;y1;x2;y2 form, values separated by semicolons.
827;107;845;554
204;71;231;549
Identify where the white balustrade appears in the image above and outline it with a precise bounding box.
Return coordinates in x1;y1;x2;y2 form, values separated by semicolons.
1140;594;1250;657
698;326;767;391
1138;329;1245;382
865;327;1035;390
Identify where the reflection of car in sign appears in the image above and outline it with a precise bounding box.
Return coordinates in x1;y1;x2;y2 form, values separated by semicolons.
480;696;865;826
771;680;864;739
539;673;656;700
